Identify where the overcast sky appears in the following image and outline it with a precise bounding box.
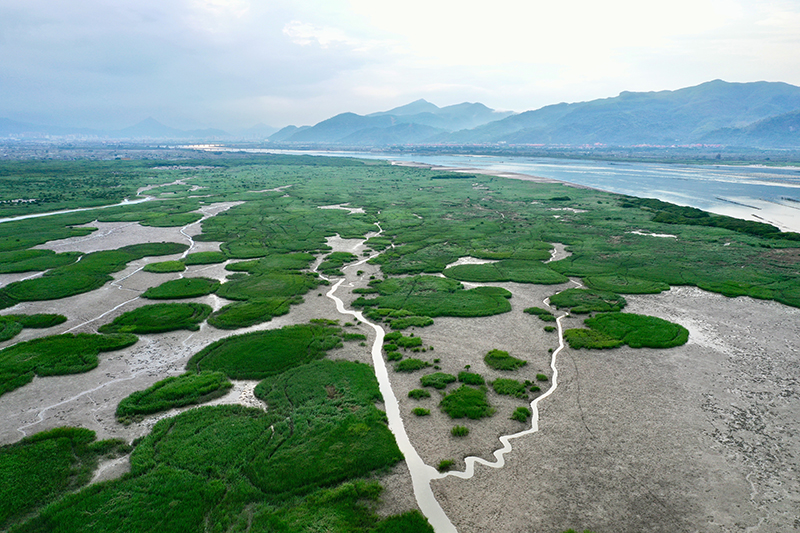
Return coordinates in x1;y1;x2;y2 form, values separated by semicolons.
2;0;800;130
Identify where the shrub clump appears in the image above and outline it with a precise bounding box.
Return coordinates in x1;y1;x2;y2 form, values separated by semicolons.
420;372;457;389
394;358;431;373
437;459;455;472
450;425;469;437
457;371;485;386
536;373;549;382
386;351;403;362
491;378;528;399
484;349;527;371
439;385;494;419
511;406;532;422
412;408;430;416
523;306;556;322
408;389;431;400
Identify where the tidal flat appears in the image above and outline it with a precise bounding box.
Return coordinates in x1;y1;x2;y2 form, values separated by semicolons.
0;152;798;533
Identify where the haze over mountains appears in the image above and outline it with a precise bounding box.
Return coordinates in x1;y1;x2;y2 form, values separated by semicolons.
3;80;800;148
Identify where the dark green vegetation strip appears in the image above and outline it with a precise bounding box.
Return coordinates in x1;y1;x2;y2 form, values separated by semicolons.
143;260;185;273
0;427;130;531
458;371;485;385
511;406;532;422
187;321;343;379
484;349;527;371
523;306;556;321
440;385;495;419
354;275;512;318
0;333;137;397
116;371;232;422
0;314;66;342
548;288;627;313
444;259;568;284
99;303;211;334
182;251;227;265
142;277;220;299
583;274;669;294
394;358;431;372
319;251;358;276
565;312;689;349
0;243;187;309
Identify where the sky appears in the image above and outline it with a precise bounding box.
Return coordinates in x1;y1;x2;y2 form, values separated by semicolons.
2;0;800;131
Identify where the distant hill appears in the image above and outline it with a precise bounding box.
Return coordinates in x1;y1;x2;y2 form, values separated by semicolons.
438;80;800;146
274;100;513;144
701;110;800;148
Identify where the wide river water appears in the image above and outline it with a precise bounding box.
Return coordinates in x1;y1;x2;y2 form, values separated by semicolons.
208;148;800;233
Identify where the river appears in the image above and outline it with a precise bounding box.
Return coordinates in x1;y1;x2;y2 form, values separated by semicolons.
199;147;800;233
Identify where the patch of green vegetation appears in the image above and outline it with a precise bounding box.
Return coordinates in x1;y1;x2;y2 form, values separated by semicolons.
386;351;403;361
408;388;431;400
0;250;81;274
420;372;457;389
444;259;568;284
187;321;342;379
116;371;232;422
511;406;532;422
319;252;359;276
536;373;549;381
0;427;130;530
492;378;528;399
523;306;556;321
98;303;211;334
549;288;626;313
207;298;298;329
0;314;66;342
544;325;556;332
437;459;455;472
584;274;669;294
394;358;431;373
450;425;469;437
395;335;423;349
182;251;227;265
0;333;137;397
389;315;434;330
142;277;220;299
0;243;187;309
412;407;430;416
384;331;403;342
383;343;398;352
143;260;186;273
457;371;485;386
354;275;512;318
585;312;689;349
484;349;527;371
563;328;624;349
344;332;367;341
440;385;494;419
225;252;316;274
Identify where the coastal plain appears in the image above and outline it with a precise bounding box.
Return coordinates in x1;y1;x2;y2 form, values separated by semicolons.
0;152;798;533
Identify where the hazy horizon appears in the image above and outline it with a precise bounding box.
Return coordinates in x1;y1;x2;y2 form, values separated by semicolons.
3;0;800;131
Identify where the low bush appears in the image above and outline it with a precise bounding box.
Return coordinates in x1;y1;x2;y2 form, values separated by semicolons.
394;359;431;372
523;306;556;321
440;385;494;419
457;371;485;386
492;378;528;399
484;349;527;371
412;408;430;416
450;425;469;437
544;325;556;332
408;389;431;400
536;373;548;382
395;335;423;349
511;406;532;422
386;351;403;361
420;372;456;389
390;316;434;330
437;459;455;472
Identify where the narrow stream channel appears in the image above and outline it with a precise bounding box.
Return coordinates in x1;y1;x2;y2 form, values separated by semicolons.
322;232;576;533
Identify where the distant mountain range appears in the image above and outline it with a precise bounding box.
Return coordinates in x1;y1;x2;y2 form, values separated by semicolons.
3;80;800;148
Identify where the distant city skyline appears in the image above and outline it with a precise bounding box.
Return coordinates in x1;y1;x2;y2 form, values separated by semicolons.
3;0;800;130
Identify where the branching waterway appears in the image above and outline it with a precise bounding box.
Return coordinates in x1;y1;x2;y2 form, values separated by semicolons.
321;226;577;533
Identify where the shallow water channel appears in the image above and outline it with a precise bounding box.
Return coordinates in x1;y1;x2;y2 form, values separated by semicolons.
323;242;572;533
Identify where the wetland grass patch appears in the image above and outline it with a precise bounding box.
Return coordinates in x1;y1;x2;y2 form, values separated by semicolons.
548;288;626;314
143;260;185;273
98;302;211;334
440;385;494;419
142;277;220;299
484;349;527;371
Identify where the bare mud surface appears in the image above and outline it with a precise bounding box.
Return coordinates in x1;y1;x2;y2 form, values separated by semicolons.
2;206;799;532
